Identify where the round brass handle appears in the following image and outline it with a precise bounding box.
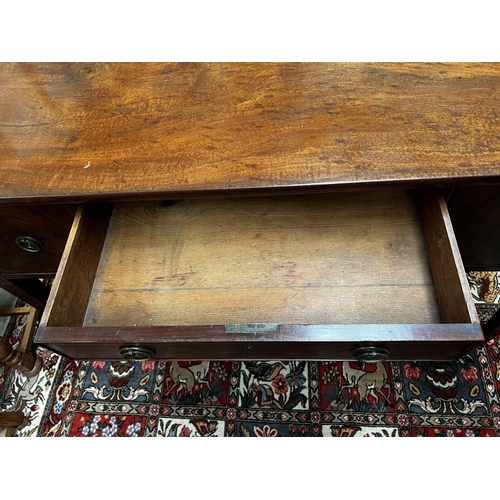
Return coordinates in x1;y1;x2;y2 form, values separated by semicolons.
15;235;44;253
119;345;156;362
350;346;390;363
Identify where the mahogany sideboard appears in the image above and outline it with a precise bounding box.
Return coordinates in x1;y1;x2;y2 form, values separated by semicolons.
1;62;500;363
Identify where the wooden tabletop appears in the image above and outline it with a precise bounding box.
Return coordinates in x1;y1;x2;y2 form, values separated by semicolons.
1;62;500;204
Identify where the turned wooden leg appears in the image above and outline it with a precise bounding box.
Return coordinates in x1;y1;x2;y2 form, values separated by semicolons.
0;337;42;377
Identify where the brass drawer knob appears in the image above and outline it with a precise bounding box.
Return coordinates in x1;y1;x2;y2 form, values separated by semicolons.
15;235;44;253
350;346;390;363
119;345;156;362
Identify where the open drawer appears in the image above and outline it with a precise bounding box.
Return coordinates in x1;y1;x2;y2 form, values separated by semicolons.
35;189;484;362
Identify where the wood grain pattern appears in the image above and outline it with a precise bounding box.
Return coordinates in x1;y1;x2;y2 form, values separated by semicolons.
84;191;440;326
415;189;479;324
86;286;440;326
2;63;500;204
40;203;113;328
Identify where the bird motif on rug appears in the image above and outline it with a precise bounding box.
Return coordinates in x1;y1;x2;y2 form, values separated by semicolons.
244;361;284;381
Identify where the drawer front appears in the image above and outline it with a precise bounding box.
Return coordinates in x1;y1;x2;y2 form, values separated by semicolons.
0;205;75;277
36;324;484;362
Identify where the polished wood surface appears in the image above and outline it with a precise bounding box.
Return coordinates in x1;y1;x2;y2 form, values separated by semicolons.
2;63;500;204
0;203;75;308
0;204;75;276
35;323;484;361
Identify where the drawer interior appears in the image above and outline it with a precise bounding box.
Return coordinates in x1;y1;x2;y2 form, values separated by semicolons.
85;190;438;326
36;188;483;361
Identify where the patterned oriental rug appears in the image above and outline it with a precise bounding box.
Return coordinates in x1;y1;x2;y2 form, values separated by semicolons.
1;271;500;437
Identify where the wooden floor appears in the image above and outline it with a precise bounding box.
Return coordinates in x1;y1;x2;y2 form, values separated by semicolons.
84;190;440;327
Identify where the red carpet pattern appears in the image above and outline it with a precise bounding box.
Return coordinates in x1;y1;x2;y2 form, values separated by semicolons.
1;272;500;437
